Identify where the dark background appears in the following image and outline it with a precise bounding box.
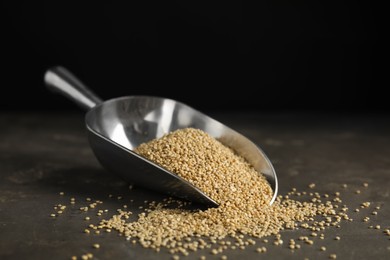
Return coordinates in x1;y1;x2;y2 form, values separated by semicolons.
1;1;383;113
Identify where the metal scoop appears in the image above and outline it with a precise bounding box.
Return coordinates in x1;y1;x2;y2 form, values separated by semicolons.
44;66;278;207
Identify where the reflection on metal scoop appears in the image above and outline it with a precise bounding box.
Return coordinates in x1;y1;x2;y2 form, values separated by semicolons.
44;66;278;207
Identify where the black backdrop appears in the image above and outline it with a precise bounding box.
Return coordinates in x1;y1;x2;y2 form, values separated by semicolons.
1;2;383;113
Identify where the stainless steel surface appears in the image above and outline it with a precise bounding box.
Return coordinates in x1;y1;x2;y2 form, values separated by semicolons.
44;66;278;206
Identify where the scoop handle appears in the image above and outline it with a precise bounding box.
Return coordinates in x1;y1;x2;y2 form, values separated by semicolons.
44;66;103;111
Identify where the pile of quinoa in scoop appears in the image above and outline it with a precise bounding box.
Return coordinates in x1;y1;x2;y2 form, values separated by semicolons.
93;128;346;256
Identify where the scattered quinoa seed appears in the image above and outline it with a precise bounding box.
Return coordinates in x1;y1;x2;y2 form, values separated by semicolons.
305;240;314;245
62;128;362;258
256;247;267;253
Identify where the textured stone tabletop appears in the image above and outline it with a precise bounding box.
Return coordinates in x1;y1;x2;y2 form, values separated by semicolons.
0;111;389;259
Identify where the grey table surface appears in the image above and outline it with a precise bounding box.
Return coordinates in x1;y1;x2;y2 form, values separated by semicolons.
0;111;389;260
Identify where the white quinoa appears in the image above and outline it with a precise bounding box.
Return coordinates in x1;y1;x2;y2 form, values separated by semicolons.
96;128;344;255
135;127;274;205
